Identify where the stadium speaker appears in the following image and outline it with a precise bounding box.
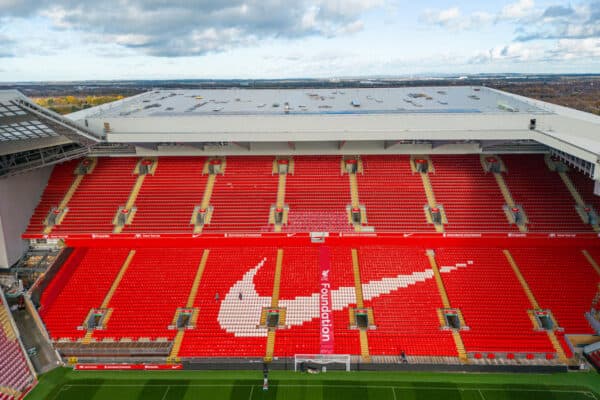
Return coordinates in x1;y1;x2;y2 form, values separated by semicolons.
529;118;536;130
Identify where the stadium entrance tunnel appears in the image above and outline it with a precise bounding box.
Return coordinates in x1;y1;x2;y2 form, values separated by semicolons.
533;310;557;331
260;308;286;330
171;308;198;330
267;311;280;329
439;309;468;331
446;313;460;330
415;158;429;173
356;311;369;329
84;308;110;330
350;308;375;330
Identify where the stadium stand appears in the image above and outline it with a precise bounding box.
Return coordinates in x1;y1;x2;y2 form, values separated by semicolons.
329;246;361;355
122;157;207;233
23;154;600;236
357;246;457;357
501;154;590;232
39;247;130;340
428;155;512;232
17;153;600;366
25;159;80;234
356;155;430;232
23;243;600;362
282;156;353;233
178;247;277;358
93;248;203;341
203;156;277;233
435;247;555;355
273;246;322;356
52;158;138;234
0;292;34;399
510;248;598;334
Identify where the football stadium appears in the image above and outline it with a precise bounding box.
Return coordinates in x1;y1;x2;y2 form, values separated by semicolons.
0;85;599;399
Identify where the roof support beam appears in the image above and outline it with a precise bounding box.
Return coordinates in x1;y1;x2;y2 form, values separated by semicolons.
233;141;251;151
13;99;102;144
133;142;158;151
0;143;89;177
384;140;400;150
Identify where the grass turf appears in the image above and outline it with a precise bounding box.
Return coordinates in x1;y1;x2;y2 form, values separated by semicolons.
27;367;600;400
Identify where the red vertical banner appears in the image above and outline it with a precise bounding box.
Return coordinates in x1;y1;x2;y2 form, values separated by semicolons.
319;246;334;354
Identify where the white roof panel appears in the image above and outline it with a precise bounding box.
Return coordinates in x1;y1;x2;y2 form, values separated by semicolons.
82;86;548;118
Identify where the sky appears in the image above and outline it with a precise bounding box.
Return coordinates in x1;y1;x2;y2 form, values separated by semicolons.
0;0;599;81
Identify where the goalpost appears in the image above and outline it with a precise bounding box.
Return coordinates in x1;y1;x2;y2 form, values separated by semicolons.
294;354;351;372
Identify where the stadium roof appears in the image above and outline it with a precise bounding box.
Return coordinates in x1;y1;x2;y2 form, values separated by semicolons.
0;90;100;154
0;90;103;176
76;86;547;117
2;86;600;180
64;86;600;179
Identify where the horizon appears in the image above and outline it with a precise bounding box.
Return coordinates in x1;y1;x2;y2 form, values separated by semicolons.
2;72;600;86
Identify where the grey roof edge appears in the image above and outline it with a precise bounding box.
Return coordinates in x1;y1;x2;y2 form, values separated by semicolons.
487;87;600;125
66;91;156;121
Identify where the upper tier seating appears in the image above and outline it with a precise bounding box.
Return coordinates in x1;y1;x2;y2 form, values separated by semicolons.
282;156;354;233
204;156;277;233
123;157;207;233
502;155;590;232
53;158;138;234
357;155;430;232
568;169;600;211
435;248;554;353
23;154;600;236
26;159;80;233
429;155;513;232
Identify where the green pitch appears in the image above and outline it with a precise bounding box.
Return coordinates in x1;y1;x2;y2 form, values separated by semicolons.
28;367;600;400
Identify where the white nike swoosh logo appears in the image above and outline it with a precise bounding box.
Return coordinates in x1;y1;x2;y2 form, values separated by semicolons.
218;257;467;337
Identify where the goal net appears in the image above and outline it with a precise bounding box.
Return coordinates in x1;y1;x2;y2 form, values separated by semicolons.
294;354;351;372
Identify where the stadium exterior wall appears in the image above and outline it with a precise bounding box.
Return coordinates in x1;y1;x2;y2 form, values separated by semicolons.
0;166;53;268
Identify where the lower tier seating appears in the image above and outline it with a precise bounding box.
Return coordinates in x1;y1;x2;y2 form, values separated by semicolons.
94;248;204;341
510;248;598;334
178;247;278;357
358;246;457;356
40;247;131;340
435;248;554;354
38;244;598;360
274;246;325;356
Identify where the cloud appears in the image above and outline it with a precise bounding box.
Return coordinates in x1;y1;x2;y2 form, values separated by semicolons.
0;34;16;57
421;7;492;30
542;5;575;18
498;0;535;20
469;38;600;64
515;1;600;41
0;0;382;57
